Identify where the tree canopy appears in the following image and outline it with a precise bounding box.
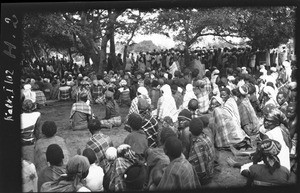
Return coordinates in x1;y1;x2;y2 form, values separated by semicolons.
22;6;296;73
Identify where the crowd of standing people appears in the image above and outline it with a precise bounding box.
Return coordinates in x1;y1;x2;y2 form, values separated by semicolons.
20;45;297;192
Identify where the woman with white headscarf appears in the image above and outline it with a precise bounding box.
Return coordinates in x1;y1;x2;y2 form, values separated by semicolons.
128;86;151;115
261;86;279;107
181;84;197;110
156;84;178;122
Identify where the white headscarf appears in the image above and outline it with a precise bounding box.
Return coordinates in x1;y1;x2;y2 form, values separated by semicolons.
263;86;278;106
157;84;178;122
182;84;197;109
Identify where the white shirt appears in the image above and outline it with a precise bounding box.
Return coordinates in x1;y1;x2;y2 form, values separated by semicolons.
21;112;41;129
85;163;104;192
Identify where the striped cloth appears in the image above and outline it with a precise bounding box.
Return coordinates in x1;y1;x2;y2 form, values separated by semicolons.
100;116;122;128
211;106;248;148
86;133;113;170
238;98;260;136
157;155;201;190
210;107;231;148
109;157;133;191
197;90;210;114
141;114;159;148
33;90;46;106
58;86;71;100
91;85;103;100
202;77;212;94
188;133;215;185
70;101;92;119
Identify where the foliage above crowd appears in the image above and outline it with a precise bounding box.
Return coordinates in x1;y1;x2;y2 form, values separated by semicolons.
23;6;295;74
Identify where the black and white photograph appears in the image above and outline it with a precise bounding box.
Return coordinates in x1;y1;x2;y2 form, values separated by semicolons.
1;0;299;192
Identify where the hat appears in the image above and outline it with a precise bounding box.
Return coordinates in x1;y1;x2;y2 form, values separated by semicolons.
195;80;205;88
105;147;117;161
22;99;35;113
164;73;168;79
42;121;57;138
24;84;31;90
137;97;150;111
137;86;148;96
211;96;224;106
46;144;64;166
288;82;297;90
270;67;277;72
127;113;143;131
260;139;281;156
92;80;98;86
189;118;204;136
81;80;89;85
120;79;127;86
282;61;290;67
228;76;235;81
178;109;192;121
82;148;97;164
160;127;177;144
123;163;147;190
239;84;248;95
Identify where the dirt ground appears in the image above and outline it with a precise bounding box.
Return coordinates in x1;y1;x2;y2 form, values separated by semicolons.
32;100;271;188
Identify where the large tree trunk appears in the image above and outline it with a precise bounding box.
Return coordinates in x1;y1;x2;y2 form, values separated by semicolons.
184;46;190;69
110;35;117;69
83;53;90;64
98;35;110;75
123;45;128;64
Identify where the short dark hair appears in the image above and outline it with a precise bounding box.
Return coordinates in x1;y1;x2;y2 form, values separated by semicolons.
42;121;57;137
79;93;88;102
188;98;199;111
88;118;101;133
46;144;64;166
164;136;182;159
82;148;97;164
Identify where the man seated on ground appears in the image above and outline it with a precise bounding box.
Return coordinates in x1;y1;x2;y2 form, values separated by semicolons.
90;79;104;104
70;92;94;130
38;144;66;191
145;126;176;190
188;118;215;186
34;121;70;176
124;113;148;156
100;89;122;129
86;118;114;173
156;136;201;190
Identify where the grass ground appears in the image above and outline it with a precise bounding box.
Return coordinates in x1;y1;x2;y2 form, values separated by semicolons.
37;100;253;188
